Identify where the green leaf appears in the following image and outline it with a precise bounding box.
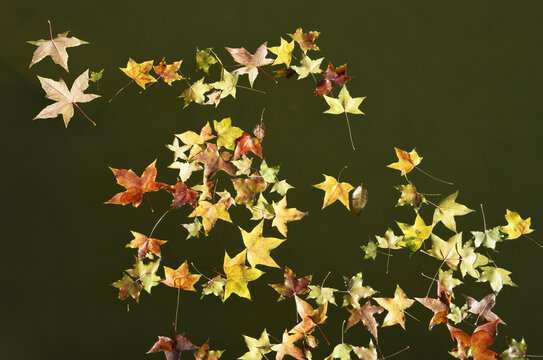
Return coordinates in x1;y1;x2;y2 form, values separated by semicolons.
259;160;279;183
500;338;528;360
477;266;517;293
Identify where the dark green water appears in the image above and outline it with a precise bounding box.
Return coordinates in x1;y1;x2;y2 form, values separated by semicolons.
3;1;543;359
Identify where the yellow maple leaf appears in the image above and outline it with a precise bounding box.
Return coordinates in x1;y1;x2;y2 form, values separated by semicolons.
268;38;295;68
188;201;232;235
179;77;212;108
213;117;243;150
433;191;473;233
387;147;422;176
397;213;434;251
323;85;365;115
500;209;534;239
240;220;285;268
223;250;263;301
374;285;415;329
312;174;354;210
120;58;156;89
153;57;184;85
271;197;307;237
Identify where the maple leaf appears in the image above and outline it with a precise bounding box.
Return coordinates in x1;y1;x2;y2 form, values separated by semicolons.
167;138;190;161
193;143;236;182
395;183;426;212
271;196;308;237
415;289;451;329
375;228;403;250
427;233;462;270
272;180;294;196
196;47;218;74
477;266;517;293
271;331;307;360
223;249;263;301
353;340;378;360
500;210;534;240
34;69;100;127
169;161;203;183
217;190;235;209
176;121;215;157
433;191;474;232
313;174;355;210
179;77;212;108
374;285;415;329
205;91;222;107
166;181;198;209
387;147;422;176
472;227;503;249
307;285;338;306
113;257;161;301
233;155;253;176
291;295;328;335
447;320;500;360
240;220;285;268
315;63;353;96
342;272;377;309
361;239;378;260
289;28;320;52
438;269;463;297
352;184;368;216
396;213;434;252
500;338;528;360
201;275;227;299
269;38;295;68
226;43;274;87
323;85;365;115
260;160;280;183
457;240;489;278
291;55;324;79
27;21;88;72
463;294;504;324
345;300;385;341
232;176;269;205
326;343;355;360
182;219;202;240
240;329;273;360
448;303;470;324
106;160;166;207
112;274;143;302
214;117;243;151
270;266;311;300
194;340;224;360
147;333;197;360
126;231;167;259
211;69;239;99
162;260;201;291
188;201;232;236
120;58;156;89
153;57;184;85
89;69;103;90
249;194;275;221
234;133;263;160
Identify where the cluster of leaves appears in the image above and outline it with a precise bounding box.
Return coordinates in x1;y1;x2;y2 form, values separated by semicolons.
109;118;307;306
27;22;539;360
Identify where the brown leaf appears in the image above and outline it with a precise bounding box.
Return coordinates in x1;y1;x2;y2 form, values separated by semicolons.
345;300;385;341
415;289;451;329
270;267;312;300
232;176;269;205
147;333;197;360
193;143;236;182
166;181;198;209
447;320;499;360
126;231;167;259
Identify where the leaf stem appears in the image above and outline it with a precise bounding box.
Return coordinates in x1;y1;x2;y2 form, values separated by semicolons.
109;78;135;102
235;84;266;94
190;262;212;281
378;346;410;360
523;234;543;248
257;66;278;84
72;102;96;126
414;167;453;185
480;203;487;232
344;111;356;150
174;288;180;331
149;210;171;238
